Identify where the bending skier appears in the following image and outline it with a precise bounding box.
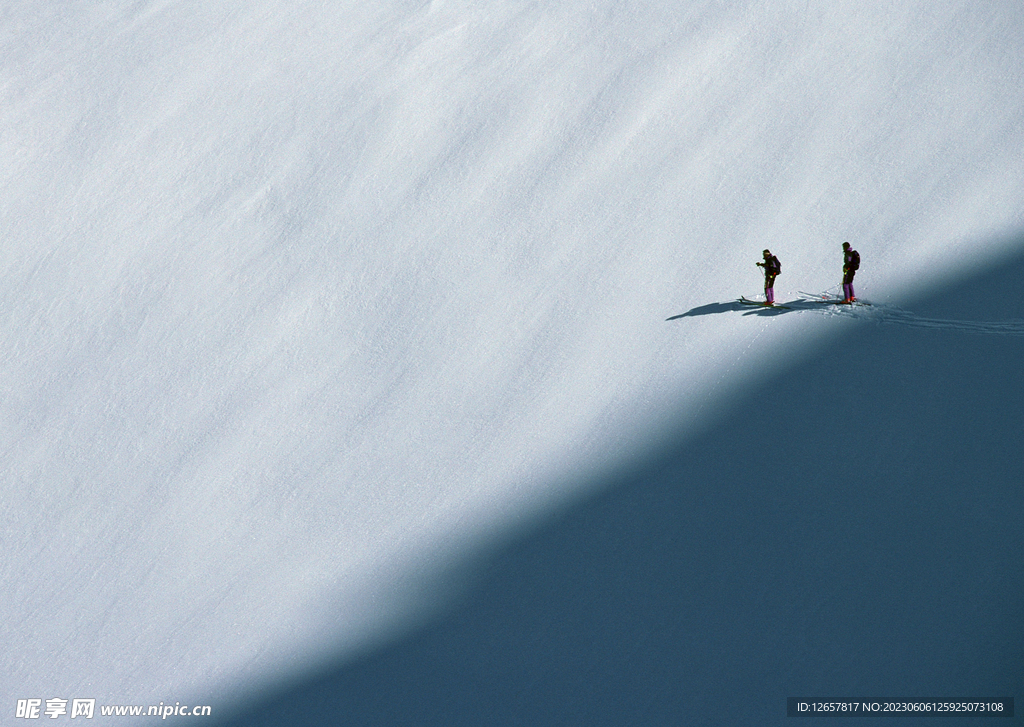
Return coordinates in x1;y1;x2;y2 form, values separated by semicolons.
841;241;859;303
756;249;781;305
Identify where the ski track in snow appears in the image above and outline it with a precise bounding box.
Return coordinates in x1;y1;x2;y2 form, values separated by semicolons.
795;291;1024;336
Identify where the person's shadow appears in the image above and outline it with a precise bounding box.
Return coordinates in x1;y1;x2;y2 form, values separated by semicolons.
666;299;800;320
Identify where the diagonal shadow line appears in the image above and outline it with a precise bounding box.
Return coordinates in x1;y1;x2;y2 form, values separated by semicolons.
214;237;1024;727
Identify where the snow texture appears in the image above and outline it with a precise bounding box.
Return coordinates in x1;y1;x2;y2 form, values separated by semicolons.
2;0;1023;724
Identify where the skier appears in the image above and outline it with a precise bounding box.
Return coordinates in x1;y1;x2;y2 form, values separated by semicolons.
756;249;781;305
841;241;859;303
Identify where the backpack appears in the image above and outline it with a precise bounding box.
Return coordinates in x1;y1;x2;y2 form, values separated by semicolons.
767;255;781;275
848;250;860;271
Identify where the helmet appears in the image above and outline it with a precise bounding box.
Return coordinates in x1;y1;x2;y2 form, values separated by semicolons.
762;249;771;256
842;241;850;249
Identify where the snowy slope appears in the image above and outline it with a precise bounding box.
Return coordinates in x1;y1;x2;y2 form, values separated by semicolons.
2;0;1023;720
218;240;1024;726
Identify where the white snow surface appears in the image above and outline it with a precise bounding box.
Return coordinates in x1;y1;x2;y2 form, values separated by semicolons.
3;0;1023;714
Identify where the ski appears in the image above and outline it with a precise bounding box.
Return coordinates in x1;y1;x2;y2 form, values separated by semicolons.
739;297;790;309
797;291;870;306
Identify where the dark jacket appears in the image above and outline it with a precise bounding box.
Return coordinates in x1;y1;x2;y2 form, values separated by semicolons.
760;255;781;277
844;249;860;273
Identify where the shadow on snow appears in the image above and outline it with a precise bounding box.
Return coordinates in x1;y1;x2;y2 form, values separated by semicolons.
666;299;794;319
214;239;1024;727
670;289;1024;335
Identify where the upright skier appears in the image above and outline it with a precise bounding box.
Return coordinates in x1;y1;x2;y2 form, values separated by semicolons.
841;241;859;303
756;249;781;305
